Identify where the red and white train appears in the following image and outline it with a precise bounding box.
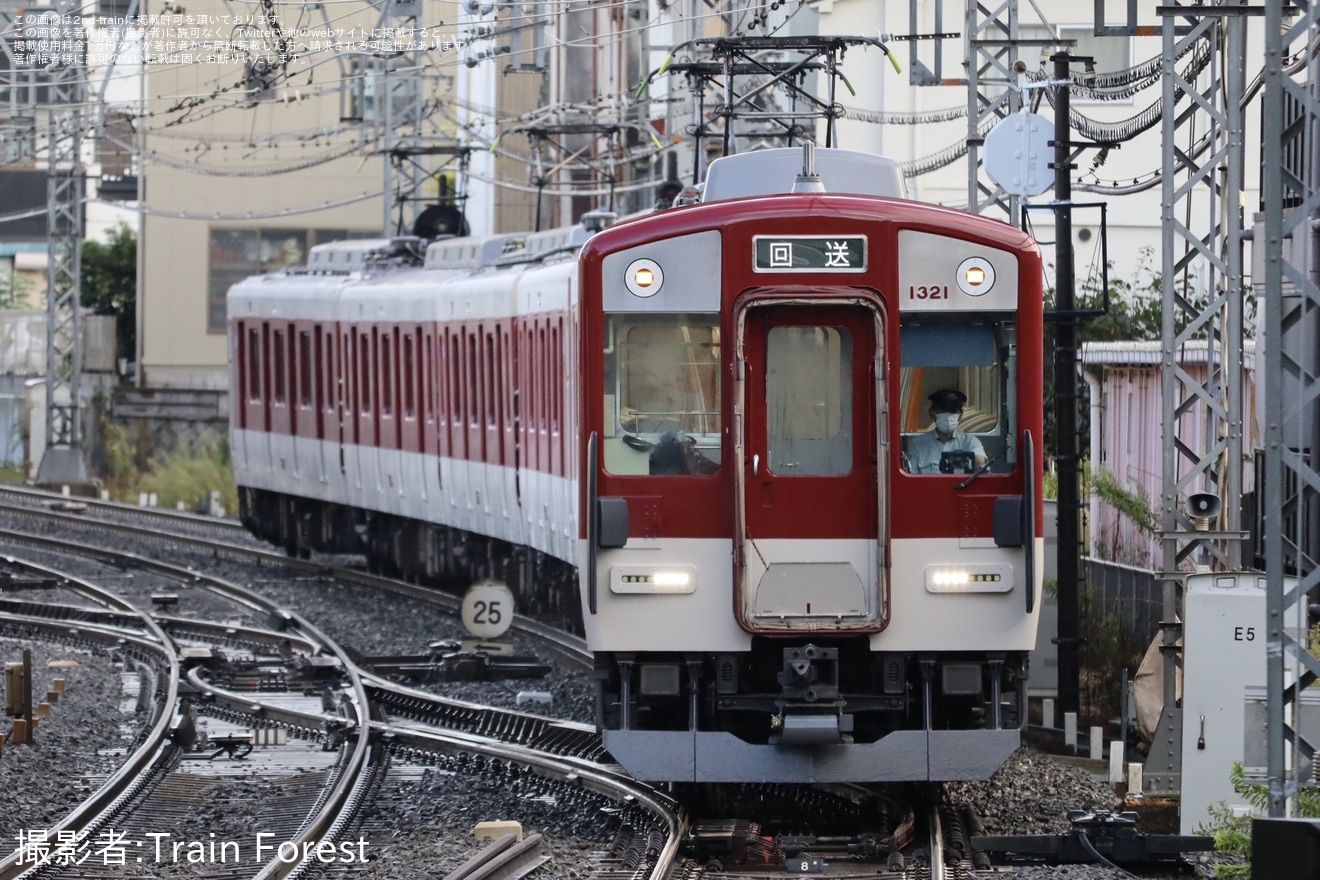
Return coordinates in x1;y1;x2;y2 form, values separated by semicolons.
229;146;1045;784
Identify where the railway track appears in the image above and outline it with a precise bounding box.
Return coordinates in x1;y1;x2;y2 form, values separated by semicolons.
0;505;683;880
0;489;1206;879
0;492;590;669
0;555;371;880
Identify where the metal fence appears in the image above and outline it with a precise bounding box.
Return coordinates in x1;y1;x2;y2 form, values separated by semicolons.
0;378;28;468
1083;557;1161;646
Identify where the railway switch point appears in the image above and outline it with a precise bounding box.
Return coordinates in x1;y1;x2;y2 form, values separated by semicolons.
1;573;60;591
206;734;254;760
975;809;1214;866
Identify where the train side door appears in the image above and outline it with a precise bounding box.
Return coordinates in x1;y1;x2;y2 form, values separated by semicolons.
735;299;885;632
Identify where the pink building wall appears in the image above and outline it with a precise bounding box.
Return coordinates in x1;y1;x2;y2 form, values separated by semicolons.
1080;341;1260;569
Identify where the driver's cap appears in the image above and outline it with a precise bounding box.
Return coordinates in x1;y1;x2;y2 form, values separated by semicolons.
928;388;967;411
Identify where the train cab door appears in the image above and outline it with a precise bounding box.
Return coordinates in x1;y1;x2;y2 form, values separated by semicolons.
734;297;886;632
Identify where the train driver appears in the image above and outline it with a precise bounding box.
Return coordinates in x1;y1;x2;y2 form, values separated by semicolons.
905;388;987;475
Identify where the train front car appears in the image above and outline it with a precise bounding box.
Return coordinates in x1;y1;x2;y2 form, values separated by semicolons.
578;149;1044;785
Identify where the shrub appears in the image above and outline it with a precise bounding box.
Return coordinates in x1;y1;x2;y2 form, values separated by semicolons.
136;444;237;515
96;419;237;516
1197;762;1320;879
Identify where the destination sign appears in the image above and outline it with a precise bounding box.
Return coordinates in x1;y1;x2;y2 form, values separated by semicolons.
752;235;867;273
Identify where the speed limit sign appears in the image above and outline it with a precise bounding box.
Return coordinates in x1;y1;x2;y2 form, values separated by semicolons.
461;580;515;639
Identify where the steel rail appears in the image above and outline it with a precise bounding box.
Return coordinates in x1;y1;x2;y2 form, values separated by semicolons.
0;599;180;880
0;507;591;665
0;485;250;540
373;718;682;880
0;519;647;880
192;673;679;880
0;542;373;880
442;833;548;880
359;671;603;759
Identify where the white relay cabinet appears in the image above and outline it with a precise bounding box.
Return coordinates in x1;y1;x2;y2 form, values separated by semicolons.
1180;572;1305;835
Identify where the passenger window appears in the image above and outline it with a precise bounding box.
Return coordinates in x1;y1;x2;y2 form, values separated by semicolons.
602;314;721;476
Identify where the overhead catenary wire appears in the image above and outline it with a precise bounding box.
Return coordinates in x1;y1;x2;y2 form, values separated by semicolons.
0;0;694;135
0;0;832;180
13;2;1291;197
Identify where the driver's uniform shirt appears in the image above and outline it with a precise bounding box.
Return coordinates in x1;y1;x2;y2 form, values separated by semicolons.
907;430;986;474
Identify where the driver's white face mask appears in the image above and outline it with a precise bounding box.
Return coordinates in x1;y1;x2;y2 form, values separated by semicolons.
935;412;960;434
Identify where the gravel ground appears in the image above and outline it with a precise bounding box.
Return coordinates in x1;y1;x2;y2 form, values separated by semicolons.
0;522;597;725
0;639;139;848
949;748;1241;879
219;571;596;723
330;760;622;879
0;512;1247;878
0;633;1244;879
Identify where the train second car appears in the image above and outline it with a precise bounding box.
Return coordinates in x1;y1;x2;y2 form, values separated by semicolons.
578;148;1044;783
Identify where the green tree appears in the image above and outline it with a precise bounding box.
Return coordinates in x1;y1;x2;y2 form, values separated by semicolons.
80;221;137;363
0;271;34;309
1043;247;1208;451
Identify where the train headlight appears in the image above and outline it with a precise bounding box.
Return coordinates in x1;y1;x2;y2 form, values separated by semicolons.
611;565;696;594
625;258;664;298
924;563;1012;593
956;257;995;296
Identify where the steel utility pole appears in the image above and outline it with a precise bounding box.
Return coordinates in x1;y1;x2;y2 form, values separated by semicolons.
35;3;89;486
1050;52;1081;719
1143;2;1251;797
1264;0;1320;817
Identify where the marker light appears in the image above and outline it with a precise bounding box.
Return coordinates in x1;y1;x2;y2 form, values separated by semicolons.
932;569;971;587
652;570;691;588
956;256;996;296
625;258;664;298
611;564;696;594
925;563;1013;593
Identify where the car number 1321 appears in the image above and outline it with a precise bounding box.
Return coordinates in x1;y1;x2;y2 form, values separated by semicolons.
909;285;949;300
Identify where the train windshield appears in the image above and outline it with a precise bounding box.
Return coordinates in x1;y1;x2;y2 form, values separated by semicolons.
601;313;722;476
898;317;1017;475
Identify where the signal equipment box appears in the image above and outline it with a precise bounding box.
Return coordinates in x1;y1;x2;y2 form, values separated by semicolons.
1180;572;1310;835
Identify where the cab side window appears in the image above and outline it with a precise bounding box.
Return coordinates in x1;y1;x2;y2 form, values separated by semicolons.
899;320;1015;474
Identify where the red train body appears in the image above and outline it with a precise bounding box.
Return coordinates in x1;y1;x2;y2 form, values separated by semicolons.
230;147;1044;784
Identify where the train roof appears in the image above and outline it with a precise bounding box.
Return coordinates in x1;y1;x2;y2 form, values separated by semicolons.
306;238;396;271
702;147;906;201
423;223;601;271
424;233;522;269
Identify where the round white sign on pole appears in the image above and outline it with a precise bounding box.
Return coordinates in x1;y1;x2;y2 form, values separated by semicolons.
983;112;1055;198
461;581;515;639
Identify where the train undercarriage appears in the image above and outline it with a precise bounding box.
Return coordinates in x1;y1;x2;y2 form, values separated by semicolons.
237;486;580;630
594;639;1028;781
